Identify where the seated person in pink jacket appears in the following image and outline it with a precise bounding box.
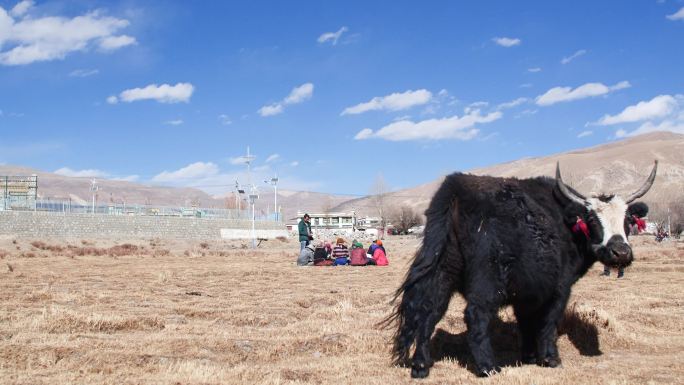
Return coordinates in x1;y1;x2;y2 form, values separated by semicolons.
372;240;388;266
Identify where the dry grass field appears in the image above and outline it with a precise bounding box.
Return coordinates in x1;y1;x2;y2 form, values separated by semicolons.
1;235;683;385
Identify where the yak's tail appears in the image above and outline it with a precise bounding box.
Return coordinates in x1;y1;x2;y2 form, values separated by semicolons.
379;175;463;366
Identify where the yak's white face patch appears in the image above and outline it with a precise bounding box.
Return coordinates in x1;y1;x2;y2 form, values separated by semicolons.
586;196;628;246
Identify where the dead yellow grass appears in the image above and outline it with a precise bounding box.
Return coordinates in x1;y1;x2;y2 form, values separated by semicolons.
0;235;682;384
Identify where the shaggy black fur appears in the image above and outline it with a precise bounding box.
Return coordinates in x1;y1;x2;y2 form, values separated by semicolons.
385;173;648;378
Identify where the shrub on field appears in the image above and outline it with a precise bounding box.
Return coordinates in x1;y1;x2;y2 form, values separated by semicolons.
108;244;139;257
30;241;65;253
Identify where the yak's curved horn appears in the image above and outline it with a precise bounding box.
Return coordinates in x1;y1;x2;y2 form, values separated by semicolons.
556;162;587;205
625;160;658;204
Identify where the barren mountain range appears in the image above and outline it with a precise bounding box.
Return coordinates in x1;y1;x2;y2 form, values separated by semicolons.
0;164;355;220
2;131;682;222
331;131;684;221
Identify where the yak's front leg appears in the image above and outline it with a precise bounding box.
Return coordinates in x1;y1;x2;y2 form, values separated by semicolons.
536;290;570;368
515;312;539;364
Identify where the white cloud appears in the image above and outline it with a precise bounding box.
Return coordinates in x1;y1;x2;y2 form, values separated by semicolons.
258;82;314;117
603;94;684;137
535;81;630;106
341;89;432;115
164;119;183;126
577;130;593;138
229;156;252;165
515;109;538;119
69;68;99;77
111;174;139;182
355;110;502;141
496;97;529;110
492;37;521;47
561;49;587;64
594;95;678;125
289;161;299;167
519;83;533;88
53;166;138;182
218;114;232;125
111;83;194;104
528;67;542;73
283;83;314;104
151;162;219;182
54;167;109;178
464;101;489;114
257;103;284;117
666;7;684;20
615;129;628;138
10;1;33;17
616;116;684;138
354;128;374;140
98;34;136;51
265;154;280;163
317;26;348;45
0;6;136;66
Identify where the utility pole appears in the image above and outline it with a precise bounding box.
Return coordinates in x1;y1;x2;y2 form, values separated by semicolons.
249;188;258;249
90;179;99;214
265;175;279;222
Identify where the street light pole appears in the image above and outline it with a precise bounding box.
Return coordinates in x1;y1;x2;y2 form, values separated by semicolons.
90;179;99;214
264;176;279;222
249;188;258;249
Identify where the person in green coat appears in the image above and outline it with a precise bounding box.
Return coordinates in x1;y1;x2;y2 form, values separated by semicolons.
298;213;312;251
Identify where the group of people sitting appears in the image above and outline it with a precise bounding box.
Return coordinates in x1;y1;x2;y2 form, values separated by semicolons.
297;238;389;266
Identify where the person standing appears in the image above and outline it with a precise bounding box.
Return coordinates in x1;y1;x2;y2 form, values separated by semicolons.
298;213;312;251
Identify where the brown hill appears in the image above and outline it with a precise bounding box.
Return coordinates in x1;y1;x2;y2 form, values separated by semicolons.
331;131;684;221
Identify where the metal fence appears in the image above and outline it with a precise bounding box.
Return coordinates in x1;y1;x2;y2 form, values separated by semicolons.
18;199;282;222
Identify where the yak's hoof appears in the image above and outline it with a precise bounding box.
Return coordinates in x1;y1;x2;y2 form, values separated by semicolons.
476;365;501;377
411;362;430;379
521;354;536;365
538;356;562;368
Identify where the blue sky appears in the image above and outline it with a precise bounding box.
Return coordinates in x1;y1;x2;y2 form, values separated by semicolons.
1;0;683;196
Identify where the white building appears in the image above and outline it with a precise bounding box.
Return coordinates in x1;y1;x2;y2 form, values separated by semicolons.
292;211;356;231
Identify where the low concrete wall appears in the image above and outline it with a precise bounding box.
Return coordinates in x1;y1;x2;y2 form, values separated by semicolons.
220;228;289;240
0;211;285;240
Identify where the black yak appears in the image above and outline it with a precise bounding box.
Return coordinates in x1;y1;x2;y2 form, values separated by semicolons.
387;161;657;378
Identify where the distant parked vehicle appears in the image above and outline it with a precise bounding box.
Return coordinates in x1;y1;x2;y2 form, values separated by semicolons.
408;225;425;235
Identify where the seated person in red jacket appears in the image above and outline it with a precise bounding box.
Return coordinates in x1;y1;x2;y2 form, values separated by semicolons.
350;240;377;266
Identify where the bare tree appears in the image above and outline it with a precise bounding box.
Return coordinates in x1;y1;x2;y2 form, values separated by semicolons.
370;173;389;239
390;205;423;234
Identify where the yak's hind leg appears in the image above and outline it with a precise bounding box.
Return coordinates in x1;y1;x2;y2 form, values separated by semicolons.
409;268;458;378
464;275;504;377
